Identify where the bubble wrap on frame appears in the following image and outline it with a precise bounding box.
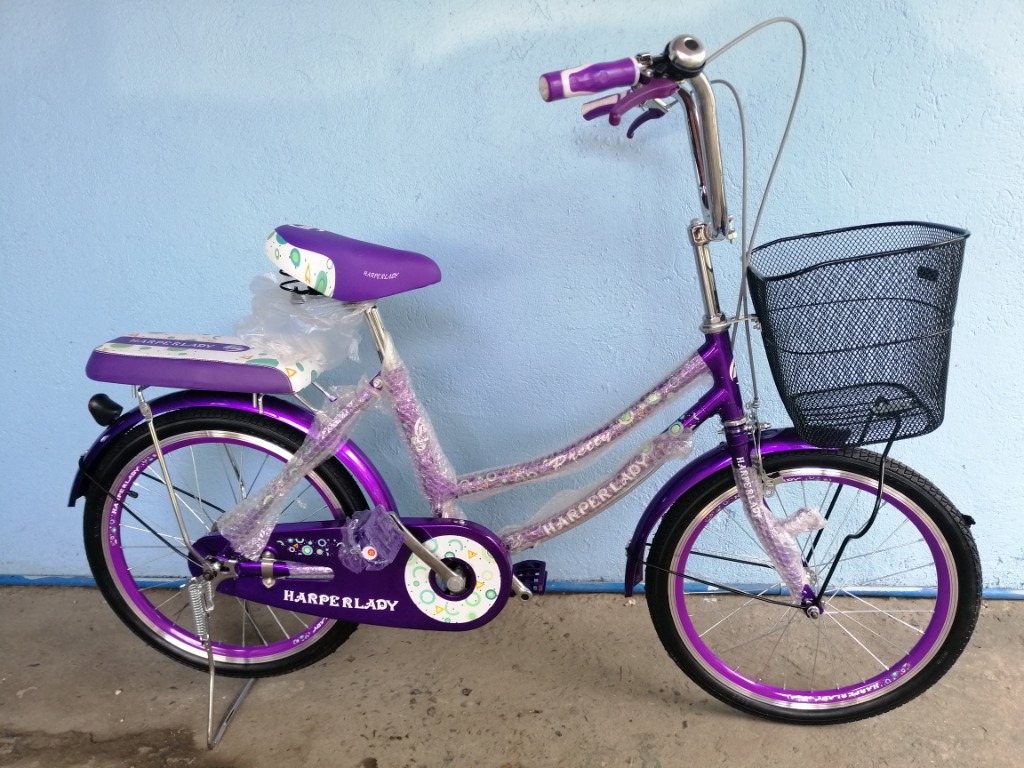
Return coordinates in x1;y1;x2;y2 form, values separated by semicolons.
380;352;461;515
501;424;695;553
730;461;826;599
456;353;709;500
215;380;381;559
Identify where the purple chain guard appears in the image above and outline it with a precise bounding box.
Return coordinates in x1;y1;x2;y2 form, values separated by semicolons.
193;518;512;631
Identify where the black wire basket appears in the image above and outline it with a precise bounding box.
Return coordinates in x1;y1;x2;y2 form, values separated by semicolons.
747;222;969;449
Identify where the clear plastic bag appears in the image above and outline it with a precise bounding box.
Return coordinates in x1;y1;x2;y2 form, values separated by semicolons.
235;274;370;371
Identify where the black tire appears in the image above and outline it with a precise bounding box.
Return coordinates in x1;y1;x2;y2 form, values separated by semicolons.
645;448;981;724
84;407;367;677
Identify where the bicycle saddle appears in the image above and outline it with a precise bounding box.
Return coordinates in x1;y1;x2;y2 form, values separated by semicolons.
267;225;442;302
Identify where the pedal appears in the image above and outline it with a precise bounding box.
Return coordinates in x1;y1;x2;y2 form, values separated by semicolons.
512;560;548;596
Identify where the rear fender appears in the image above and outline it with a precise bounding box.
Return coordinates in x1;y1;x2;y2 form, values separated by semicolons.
68;389;394;511
623;429;824;596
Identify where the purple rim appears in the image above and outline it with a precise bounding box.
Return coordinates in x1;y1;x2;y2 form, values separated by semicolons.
672;470;954;707
104;432;343;662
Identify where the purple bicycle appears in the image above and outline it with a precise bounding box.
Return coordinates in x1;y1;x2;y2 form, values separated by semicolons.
72;21;980;732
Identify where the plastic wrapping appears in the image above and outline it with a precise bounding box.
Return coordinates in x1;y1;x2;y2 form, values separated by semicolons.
456;353;709;499
502;423;695;553
338;505;406;573
380;351;461;513
215;380;381;559
235;274;371;371
731;461;826;598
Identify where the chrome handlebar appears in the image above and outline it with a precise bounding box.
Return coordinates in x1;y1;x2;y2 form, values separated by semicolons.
680;71;732;242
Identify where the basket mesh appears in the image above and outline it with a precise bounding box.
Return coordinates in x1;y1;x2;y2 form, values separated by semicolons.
747;222;968;448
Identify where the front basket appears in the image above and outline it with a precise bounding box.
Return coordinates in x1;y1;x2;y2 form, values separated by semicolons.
747;221;968;449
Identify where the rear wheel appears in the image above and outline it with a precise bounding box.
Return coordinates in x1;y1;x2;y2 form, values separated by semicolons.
645;449;981;724
84;408;366;677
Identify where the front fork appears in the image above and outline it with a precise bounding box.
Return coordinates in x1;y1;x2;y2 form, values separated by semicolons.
722;420;825;615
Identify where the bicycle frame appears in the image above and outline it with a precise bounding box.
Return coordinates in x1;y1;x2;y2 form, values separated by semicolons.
362;314;750;552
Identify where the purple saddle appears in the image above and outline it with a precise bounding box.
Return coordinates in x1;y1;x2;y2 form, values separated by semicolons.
266;225;442;301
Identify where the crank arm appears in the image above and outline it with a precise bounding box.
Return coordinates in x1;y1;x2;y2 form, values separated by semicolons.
389;513;467;593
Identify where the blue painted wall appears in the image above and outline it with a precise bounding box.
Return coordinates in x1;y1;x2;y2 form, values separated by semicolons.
2;1;1021;587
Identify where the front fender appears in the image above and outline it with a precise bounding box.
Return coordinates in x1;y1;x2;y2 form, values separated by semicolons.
68;390;395;512
623;429;825;596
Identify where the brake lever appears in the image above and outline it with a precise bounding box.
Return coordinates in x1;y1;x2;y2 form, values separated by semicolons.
608;78;678;126
626;108;666;139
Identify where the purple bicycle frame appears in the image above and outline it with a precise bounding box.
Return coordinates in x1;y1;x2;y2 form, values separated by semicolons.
376;324;759;555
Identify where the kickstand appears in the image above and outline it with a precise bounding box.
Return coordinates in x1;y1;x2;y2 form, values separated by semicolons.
188;578;258;749
206;662;257;750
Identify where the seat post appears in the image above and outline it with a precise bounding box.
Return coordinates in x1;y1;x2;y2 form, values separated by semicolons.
364;305;393;362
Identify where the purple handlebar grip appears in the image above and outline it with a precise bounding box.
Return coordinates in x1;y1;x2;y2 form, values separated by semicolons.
539;57;640;102
608;78;677;126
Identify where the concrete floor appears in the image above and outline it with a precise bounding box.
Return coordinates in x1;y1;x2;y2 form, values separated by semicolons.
1;586;1022;768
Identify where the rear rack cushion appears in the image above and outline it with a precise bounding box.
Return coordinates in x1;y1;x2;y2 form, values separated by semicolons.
85;333;319;394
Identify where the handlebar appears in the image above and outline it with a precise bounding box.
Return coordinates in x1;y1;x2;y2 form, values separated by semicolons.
538;58;641;102
540;35;733;242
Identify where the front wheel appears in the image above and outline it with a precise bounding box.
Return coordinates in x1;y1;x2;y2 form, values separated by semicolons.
645;448;981;724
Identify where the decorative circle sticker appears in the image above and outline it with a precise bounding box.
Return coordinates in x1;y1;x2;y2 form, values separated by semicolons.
403;535;502;624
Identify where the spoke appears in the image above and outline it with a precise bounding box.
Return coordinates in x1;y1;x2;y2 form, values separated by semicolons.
814;489;873;570
824;604;914;653
140;580;188;594
709;603;796;658
828;608;933;614
120;524;187;545
827;591;930;635
718;504;772;563
240;601;269;645
247;452;273;494
188;445;212;526
264;607;291;640
824;612;889;672
169;600;190;625
152;590;186;612
810;618;821;691
803;479;839;562
810;536;926;571
140;472;229;518
696;581;787;639
827;562;937;591
689;548;775;570
138;472;216;532
224;443;248;500
279;482;319;520
756;606;802;683
127;552;182;574
816;609;858;690
117;505;191;562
